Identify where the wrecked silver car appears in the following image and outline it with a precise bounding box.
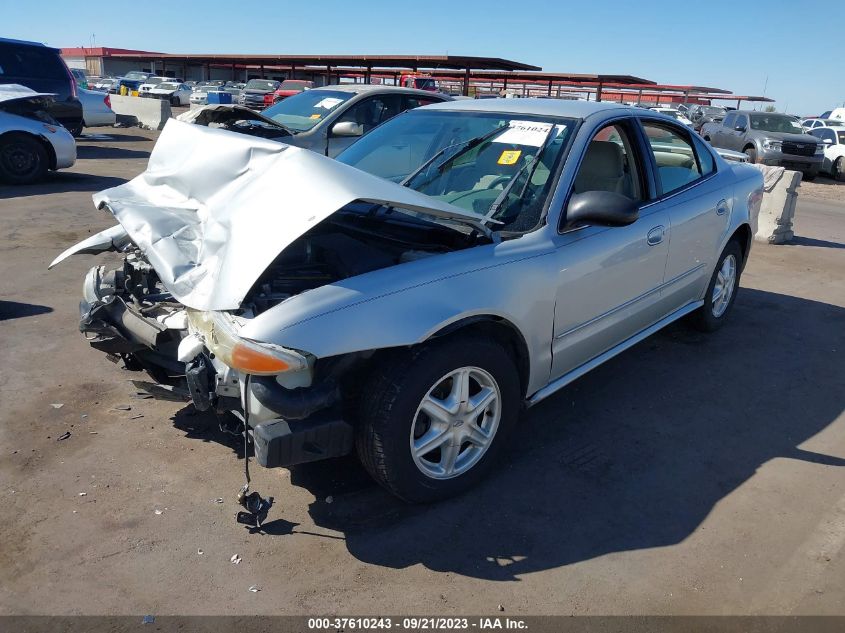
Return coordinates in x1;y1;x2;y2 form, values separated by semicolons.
53;100;763;502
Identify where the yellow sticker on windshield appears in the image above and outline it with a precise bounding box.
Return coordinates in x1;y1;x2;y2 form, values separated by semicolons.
497;150;521;165
309;113;322;119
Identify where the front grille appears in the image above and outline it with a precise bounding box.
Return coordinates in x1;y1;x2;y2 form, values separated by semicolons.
782;141;816;157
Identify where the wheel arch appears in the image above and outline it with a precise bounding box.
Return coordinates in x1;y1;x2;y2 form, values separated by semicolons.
0;130;57;170
428;315;531;399
729;223;753;270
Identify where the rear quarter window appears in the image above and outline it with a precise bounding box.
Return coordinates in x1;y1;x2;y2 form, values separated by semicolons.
0;43;67;80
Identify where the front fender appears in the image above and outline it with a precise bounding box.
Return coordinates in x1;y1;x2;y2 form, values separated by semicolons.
240;237;559;395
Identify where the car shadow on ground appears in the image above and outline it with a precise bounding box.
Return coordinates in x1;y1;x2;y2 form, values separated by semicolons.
76;145;151;160
0;300;53;321
0;173;127;199
786;236;845;250
173;288;845;581
77;132;151;143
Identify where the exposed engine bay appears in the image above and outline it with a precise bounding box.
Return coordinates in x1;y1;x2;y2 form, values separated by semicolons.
79;207;478;383
178;105;292;140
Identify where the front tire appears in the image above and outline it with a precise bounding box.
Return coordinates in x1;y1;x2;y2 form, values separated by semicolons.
356;335;520;502
834;157;845;181
689;240;743;332
0;133;48;185
802;171;817;182
743;146;757;164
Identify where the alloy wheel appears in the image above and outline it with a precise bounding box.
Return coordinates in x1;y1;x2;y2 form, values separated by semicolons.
410;366;502;480
711;254;737;318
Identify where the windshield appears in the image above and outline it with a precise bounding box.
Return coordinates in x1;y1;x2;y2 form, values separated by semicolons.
158;83;178;91
124;72;149;80
701;106;726;116
244;79;278;91
337;109;575;231
145;77;164;85
750;114;805;134
262;89;353;132
414;78;436;90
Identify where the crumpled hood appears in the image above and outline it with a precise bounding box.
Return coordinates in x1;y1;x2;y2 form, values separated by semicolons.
86;119;488;312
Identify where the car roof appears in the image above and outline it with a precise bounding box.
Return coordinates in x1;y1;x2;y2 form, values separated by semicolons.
310;84;446;98
421;97;631;119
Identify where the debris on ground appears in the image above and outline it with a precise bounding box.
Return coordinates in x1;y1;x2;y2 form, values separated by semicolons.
325;495;334;504
80;414;88;419
213;498;224;504
197;549;204;555
89;431;98;435
230;554;241;565
248;585;260;593
498;604;504;612
57;431;71;441
142;615;155;624
78;492;87;497
154;509;163;515
50;403;64;409
129;414;144;420
113;405;132;411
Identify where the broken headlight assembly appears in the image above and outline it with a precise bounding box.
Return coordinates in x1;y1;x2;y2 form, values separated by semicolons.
185;309;308;375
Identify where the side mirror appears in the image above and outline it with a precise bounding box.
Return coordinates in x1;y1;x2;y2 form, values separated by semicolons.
564;191;640;229
331;121;364;137
735;124;746;132
823;138;834;144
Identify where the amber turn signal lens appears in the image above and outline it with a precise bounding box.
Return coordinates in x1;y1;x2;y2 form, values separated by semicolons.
231;343;291;374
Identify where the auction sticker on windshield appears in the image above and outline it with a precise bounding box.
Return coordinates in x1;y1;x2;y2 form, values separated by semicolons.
497;150;522;165
314;97;343;110
494;120;555;146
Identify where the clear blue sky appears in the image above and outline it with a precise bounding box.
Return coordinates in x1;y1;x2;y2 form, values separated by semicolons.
5;0;844;115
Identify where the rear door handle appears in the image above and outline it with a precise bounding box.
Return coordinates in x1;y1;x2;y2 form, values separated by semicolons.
647;225;665;246
716;199;729;215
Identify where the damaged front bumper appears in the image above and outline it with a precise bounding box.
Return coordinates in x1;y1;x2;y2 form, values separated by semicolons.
79;260;356;468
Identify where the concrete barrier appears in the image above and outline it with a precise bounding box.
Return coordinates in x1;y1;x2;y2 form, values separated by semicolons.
750;164;801;244
108;95;171;131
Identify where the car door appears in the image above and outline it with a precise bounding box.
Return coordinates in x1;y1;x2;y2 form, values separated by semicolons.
712;112;734;147
327;94;404;157
639;118;731;309
549;118;671;380
730;113;749;151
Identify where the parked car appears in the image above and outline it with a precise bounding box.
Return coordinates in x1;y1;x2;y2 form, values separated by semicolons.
181;85;450;157
808;126;845;180
238;79;281;109
648;106;693;127
116;71;154;94
92;77;117;92
189;85;216;106
271;79;314;103
139;76;181;95
801;118;845;131
688;104;727;131
701;110;824;180
0;37;84;136
78;87;116;128
70;68;89;89
51;100;763;502
145;82;192;106
0;84;76;184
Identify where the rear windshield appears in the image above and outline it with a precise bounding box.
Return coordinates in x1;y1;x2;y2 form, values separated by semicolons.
0;43;67;80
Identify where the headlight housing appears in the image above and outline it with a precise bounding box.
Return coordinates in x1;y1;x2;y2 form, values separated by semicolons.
186;309;308;375
815;143;826;155
763;140;782;151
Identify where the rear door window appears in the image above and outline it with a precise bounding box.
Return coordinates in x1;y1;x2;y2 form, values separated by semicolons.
641;121;708;196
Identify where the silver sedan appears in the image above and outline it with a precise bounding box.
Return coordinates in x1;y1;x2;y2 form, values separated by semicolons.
0;84;76;184
53;99;763;503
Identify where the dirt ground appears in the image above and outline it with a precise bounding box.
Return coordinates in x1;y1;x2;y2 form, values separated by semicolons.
0;127;843;616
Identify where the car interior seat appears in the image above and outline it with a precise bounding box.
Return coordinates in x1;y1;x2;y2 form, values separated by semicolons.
573;140;633;197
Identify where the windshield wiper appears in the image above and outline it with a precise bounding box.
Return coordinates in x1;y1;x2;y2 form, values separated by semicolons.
484;125;558;223
400;125;505;187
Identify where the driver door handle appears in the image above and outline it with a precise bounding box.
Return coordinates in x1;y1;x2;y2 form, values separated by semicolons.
647;225;665;246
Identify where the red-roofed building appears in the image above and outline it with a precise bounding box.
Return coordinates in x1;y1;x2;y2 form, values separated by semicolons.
61;47;164;78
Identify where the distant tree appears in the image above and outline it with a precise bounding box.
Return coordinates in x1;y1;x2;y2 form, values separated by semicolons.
764;105;777;112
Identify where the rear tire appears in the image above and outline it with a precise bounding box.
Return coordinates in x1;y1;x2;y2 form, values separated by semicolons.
834;157;845;181
356;335;520;502
689;240;743;333
802;171;817;182
0;133;48;185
